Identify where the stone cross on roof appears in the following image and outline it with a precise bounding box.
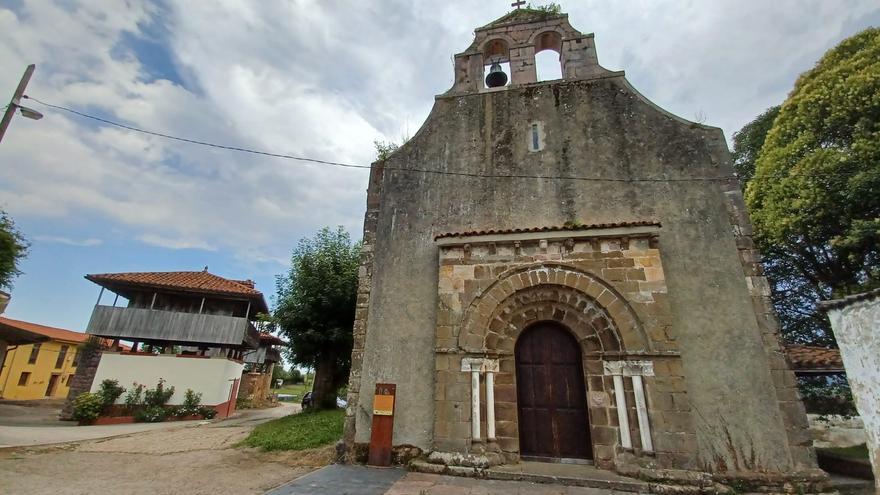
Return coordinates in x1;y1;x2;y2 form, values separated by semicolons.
511;0;526;9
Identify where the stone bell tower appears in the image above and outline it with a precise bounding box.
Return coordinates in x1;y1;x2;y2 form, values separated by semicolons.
344;8;826;491
449;9;610;93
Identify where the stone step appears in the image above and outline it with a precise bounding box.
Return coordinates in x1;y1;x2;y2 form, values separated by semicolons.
410;460;652;493
483;466;651;493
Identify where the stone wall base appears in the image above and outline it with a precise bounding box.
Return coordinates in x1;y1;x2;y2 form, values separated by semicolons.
408;450;833;495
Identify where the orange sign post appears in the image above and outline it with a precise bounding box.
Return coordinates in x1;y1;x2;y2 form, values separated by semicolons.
368;383;396;466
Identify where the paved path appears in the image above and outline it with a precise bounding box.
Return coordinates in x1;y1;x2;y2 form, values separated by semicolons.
0;402;296;448
267;465;407;495
266;466;616;495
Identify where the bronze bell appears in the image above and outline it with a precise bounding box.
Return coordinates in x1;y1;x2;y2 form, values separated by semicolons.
485;61;508;88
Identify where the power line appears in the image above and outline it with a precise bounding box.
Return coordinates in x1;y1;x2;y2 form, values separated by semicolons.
22;96;862;184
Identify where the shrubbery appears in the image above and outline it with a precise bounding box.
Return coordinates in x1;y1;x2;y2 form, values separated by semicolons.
73;378;217;424
72;392;106;423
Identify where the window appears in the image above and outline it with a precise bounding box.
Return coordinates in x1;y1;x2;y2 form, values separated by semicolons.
72;349;80;367
528;122;545;152
18;372;30;386
55;345;69;369
28;343;41;364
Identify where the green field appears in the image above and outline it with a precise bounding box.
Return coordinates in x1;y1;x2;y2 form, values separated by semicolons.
239;409;344;451
274;382;311;400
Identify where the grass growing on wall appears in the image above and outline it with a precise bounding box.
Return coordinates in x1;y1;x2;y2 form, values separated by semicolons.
820;443;869;460
239;409;344;451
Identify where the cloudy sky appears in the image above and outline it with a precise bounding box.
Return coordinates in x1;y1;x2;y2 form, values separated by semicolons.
1;0;878;331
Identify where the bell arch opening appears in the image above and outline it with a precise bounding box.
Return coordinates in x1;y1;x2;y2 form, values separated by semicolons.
534;31;563;81
482;38;511;88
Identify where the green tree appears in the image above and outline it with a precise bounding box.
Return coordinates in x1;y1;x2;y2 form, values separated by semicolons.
274;226;360;409
731;106;780;188
733;107;833;345
746;28;880;312
0;210;29;290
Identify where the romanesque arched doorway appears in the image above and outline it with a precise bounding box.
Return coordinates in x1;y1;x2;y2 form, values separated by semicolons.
515;321;592;461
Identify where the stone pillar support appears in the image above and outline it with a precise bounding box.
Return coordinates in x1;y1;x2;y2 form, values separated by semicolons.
604;360;655;453
461;357;500;445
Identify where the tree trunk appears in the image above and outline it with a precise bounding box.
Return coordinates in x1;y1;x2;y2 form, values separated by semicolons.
312;354;338;410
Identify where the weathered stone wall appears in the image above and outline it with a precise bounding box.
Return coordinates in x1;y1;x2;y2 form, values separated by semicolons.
825;294;880;488
348;72;813;475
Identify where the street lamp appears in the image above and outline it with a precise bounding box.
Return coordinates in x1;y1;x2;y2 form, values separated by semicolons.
0;64;41;143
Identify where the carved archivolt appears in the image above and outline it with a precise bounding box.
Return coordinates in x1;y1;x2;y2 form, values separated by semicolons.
458;263;650;353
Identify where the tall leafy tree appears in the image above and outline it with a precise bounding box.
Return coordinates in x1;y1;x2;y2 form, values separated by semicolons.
0;210;29;291
745;28;880;344
274;226;360;409
733;107;833;345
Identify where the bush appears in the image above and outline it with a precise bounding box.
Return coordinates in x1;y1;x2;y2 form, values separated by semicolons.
144;378;175;407
72;393;105;423
179;389;202;416
236;398;253;410
197;406;217;419
134;405;168;423
123;383;144;412
97;379;126;408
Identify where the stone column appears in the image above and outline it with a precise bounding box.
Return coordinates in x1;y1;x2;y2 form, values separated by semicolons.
471;366;481;443
486;369;496;443
461;357;500;447
632;375;653;452
611;373;632;449
605;360;655;452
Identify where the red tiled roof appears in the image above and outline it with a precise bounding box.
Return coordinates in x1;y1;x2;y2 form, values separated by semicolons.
0;316;89;343
258;332;286;346
86;270;263;298
785;346;844;371
435;221;660;240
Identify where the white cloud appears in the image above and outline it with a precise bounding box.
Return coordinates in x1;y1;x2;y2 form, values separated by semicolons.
0;0;878;268
33;235;103;247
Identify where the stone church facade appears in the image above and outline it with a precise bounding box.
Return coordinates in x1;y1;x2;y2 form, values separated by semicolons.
345;9;825;488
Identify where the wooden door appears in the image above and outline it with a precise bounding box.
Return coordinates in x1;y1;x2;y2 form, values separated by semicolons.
516;322;592;460
45;374;60;397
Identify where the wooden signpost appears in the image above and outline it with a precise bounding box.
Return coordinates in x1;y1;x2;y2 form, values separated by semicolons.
368;383;396;466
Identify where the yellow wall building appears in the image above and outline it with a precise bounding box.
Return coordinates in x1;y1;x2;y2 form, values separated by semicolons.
0;317;88;400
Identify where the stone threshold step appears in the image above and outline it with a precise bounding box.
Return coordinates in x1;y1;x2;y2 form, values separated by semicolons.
410;460;651;493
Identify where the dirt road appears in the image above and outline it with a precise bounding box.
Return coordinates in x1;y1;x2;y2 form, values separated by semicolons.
0;404;334;495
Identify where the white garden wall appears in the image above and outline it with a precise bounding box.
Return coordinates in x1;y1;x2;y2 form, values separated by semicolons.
90;353;243;406
826;294;880;489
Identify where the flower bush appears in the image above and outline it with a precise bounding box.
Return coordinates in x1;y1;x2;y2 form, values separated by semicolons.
144;378;175;407
97;379;126;407
72;393;106;423
135;405;168;423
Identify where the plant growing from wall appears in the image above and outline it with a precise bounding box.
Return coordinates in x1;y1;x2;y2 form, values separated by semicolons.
72;393;105;423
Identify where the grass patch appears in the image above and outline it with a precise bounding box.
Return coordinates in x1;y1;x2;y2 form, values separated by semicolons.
275;383;311;398
820;443;869;460
239;409;344;451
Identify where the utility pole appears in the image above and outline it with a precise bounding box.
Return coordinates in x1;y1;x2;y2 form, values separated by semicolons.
0;64;42;143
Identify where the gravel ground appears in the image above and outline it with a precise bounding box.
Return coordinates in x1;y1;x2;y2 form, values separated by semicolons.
0;405;335;495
